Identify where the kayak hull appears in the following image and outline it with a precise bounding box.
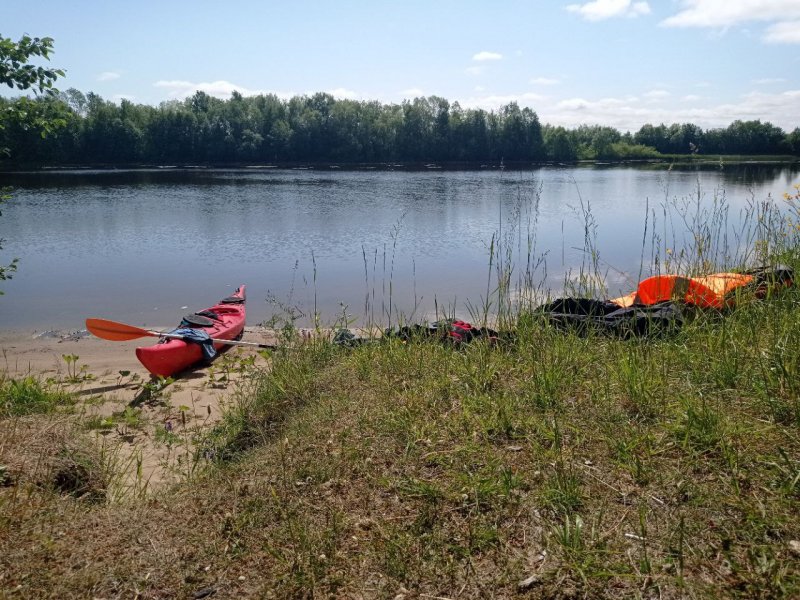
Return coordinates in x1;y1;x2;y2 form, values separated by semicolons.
135;286;246;378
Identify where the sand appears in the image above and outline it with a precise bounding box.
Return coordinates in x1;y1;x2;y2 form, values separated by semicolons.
0;326;285;494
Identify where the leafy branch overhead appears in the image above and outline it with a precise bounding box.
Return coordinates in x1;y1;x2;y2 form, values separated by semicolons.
0;35;64;94
0;35;67;147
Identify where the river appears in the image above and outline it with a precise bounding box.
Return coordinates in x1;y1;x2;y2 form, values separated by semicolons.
1;164;798;330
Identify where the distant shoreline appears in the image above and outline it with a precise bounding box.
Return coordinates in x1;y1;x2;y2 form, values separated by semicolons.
1;155;799;173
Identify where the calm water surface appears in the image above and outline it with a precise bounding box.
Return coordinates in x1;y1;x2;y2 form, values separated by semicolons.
1;166;798;330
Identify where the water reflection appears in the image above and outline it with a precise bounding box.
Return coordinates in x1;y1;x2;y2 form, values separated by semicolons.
0;165;797;329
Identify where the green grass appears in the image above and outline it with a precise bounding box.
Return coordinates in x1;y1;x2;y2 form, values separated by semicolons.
84;406;144;431
178;270;800;597
213;288;797;597
4;280;797;598
0;375;73;417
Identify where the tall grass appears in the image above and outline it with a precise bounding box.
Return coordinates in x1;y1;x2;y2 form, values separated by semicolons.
185;267;799;596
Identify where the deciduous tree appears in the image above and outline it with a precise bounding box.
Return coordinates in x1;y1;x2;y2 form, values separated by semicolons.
0;33;65;291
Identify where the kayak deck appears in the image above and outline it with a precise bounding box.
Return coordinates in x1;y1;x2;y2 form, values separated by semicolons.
135;286;246;377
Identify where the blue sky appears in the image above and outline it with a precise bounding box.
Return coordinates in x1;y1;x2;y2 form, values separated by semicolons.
4;0;800;132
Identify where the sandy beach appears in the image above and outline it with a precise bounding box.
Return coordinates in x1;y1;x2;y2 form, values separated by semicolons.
0;326;283;492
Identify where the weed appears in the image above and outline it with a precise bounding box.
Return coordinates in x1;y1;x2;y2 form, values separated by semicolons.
61;354;94;384
674;396;727;455
609;431;653;486
85;406;143;432
552;513;586;557
542;464;584;514
154;423;181;447
115;370;139;387
132;375;174;405
772;448;800;497
615;347;665;421
0;375;73;417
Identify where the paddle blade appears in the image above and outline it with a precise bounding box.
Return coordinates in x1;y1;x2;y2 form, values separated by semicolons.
85;318;157;342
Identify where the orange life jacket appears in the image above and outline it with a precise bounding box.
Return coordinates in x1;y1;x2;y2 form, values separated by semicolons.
611;272;757;309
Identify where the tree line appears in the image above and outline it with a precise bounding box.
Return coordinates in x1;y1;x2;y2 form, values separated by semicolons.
1;89;799;166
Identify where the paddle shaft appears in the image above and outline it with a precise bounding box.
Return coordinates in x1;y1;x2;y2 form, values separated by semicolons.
85;318;275;349
149;330;275;349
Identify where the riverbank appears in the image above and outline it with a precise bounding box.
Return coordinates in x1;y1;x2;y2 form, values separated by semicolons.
0;326;285;493
2;274;800;597
1;328;150;381
0;325;285;388
2;155;798;172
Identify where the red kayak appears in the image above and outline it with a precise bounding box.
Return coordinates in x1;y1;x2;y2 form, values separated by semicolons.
136;286;247;377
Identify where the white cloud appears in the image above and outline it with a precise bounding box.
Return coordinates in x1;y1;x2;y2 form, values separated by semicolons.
540;88;800;131
643;89;671;101
460;92;546;111
97;71;120;82
566;0;651;21
401;88;425;97
327;87;358;100
472;51;503;61
601;95;639;104
662;1;800;44
557;97;592;110
662;1;800;28
530;77;561;85
153;79;275;99
764;19;800;43
454;85;799;131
